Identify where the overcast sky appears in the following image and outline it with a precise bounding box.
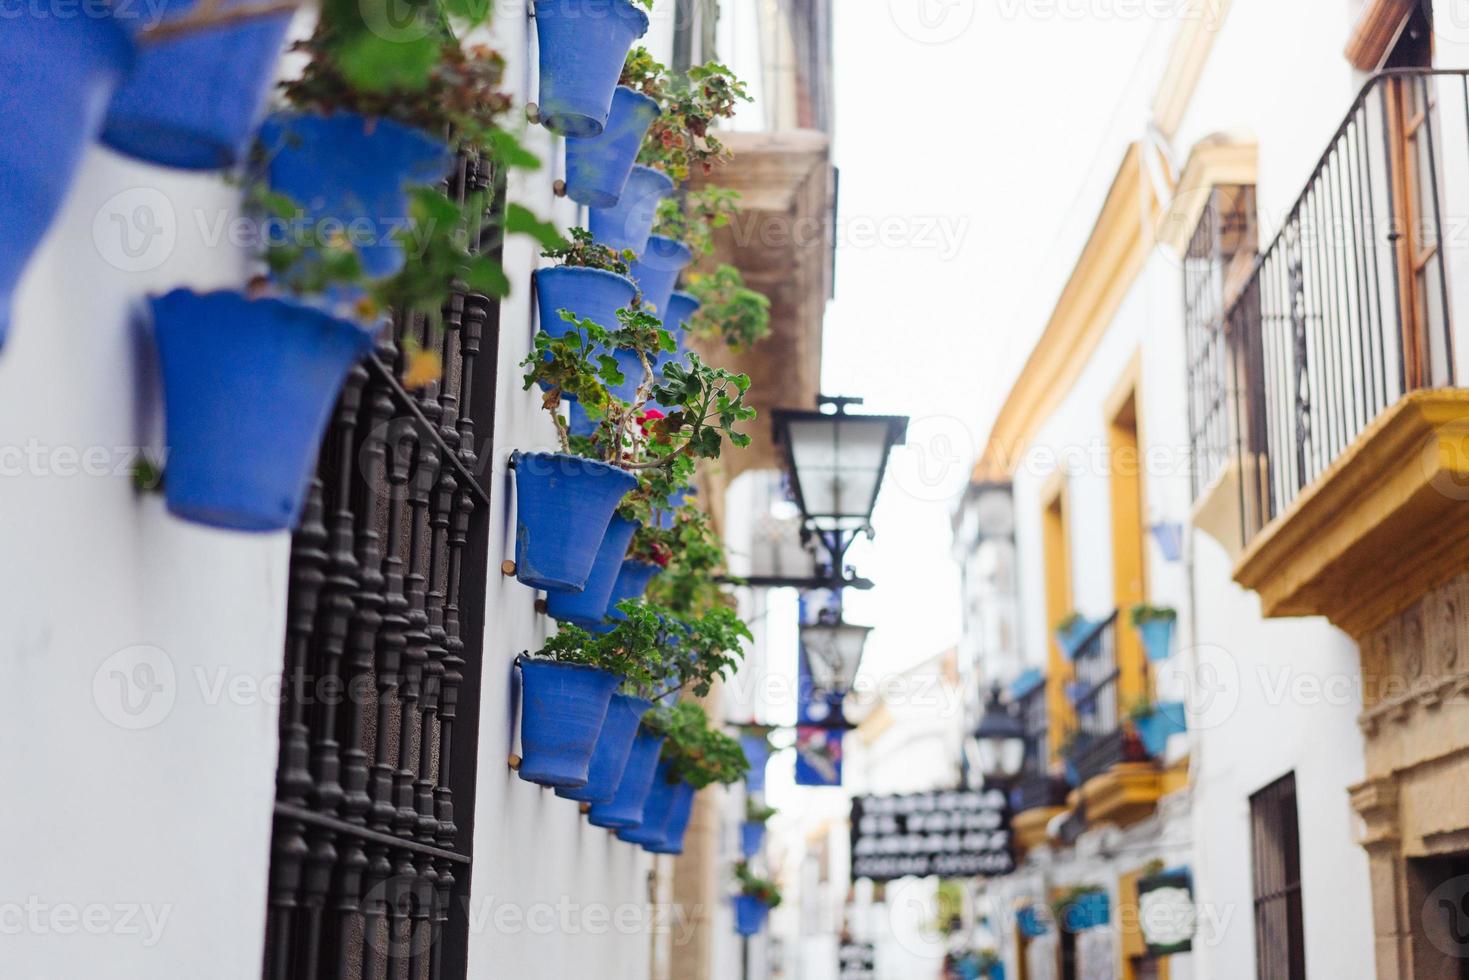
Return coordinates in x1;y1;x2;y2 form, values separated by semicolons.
824;3;1166;680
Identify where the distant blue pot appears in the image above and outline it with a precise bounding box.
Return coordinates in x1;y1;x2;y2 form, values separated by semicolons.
1062;891;1110;932
567;397;600;438
545;515;639;628
257;112;452;283
629;236;693;316
589;731;664;829
617;762;679;847
649;292;700;412
149;290;375;532
0;17;134;351
590;165;674;256
1056;618;1098;660
565;86;661;207
653;486;690;530
517;659;620;788
741;733;772;794
734;895;770;936
101;3;290;170
1138;616;1176;662
605;346;647;403
740;821;766;858
556;693;651;804
1135;701;1186;758
534;0;649;136
647;782;697;854
1064;759;1081;787
535;266;639;338
512;452;636;591
606;560;662;621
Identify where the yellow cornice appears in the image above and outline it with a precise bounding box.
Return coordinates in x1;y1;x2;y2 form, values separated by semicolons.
1155;139;1258;257
1078;762;1163;828
1234;390;1469;637
1151;0;1231;139
976;144;1156;479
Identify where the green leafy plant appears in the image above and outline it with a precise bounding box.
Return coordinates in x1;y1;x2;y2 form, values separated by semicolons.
619;45;666;96
646;507;733;616
640;61;751;181
1130;603;1177;626
1056;613;1084;633
685;264;771;351
1049;885;1105;923
733;861;782;909
1124;695;1155;724
527;621;658;692
648;701;749;788
542;226;634;276
745;799;778;823
652;187;741;259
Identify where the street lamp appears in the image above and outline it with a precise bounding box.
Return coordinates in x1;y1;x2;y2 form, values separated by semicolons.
800;617;873;696
966;685;1026;785
770;396;909;587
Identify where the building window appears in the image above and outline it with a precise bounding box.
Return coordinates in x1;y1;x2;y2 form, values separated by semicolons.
260;152;505;980
1251;773;1306;980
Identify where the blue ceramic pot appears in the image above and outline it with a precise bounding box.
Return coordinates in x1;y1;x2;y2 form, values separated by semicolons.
648;291;701;414
1135;701;1187;757
653;485;689;530
149;289;375;532
257;113;452;284
605;560;662;621
534;266;639;338
101;2;290;170
556;693;651;804
740;733;771;794
646;782;696;854
1056;618;1098;660
588;732;664;829
517;659;621;788
1062;891;1110;931
733;895;769;936
565;86;661;207
617;763;678;847
512;452;636;591
0;17;134;350
629;236;693;316
739;821;766;858
545;516;639;628
567;397;599;438
1138;616;1176;662
589;165;674;256
534;0;650;137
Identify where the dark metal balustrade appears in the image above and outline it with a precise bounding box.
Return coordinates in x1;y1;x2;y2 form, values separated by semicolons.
1068;612;1123;786
1189;70;1464;541
1011;677;1068;812
261;151;505;980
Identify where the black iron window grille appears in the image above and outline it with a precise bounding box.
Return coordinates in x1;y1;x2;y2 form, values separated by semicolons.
261;151;505;980
1250;773;1306;980
1011;679;1067;813
1068;612;1123;785
1194;70;1461;543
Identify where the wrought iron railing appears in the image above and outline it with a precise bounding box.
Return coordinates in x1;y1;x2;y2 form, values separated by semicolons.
1069;612;1123;785
1195;70;1464;541
1011;677;1067;812
261;152;505;980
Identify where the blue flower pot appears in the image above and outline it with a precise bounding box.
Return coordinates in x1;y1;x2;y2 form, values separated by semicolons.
101;3;290;170
588;731;664;829
653;485;690;530
512;452;636;591
741;733;771;794
733;895;769;936
1135;701;1187;758
1064;759;1081;787
517;659;621;788
556;693;651;804
589;165;674;257
535;265;639;338
649;292;701;413
647;782;696;854
1062;891;1110;932
534;0;649;137
628;236;693;316
149;290;375;532
567;397;600;438
545;515;639;628
0;17;134;351
257;112;452;284
606;560;662;621
617;762;678;846
1056;618;1097;660
740;821;766;858
1138;617;1176;662
565;86;661;207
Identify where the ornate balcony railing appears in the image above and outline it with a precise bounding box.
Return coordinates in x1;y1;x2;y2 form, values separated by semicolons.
1194;70;1465;542
1011;675;1068;812
1069;612;1123;786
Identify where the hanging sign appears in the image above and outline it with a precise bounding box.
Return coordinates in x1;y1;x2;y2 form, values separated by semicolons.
795;725;843;786
837;940;876;979
1137;867;1195;956
849;789;1014;881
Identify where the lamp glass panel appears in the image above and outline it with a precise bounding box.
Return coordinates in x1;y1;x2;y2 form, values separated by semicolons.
786;417;896;529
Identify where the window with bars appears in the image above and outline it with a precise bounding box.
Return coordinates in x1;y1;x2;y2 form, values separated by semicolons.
1069;611;1122;785
1251;772;1306;980
261;151;505;980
